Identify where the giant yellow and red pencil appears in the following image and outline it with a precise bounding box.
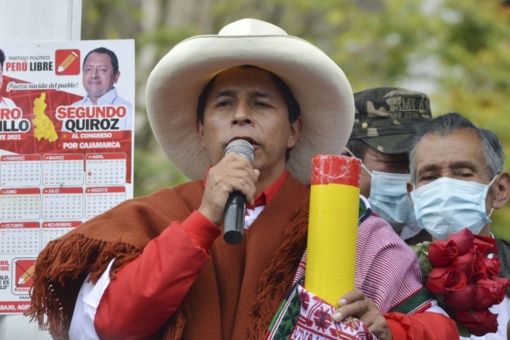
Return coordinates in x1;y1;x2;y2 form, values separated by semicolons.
305;154;361;305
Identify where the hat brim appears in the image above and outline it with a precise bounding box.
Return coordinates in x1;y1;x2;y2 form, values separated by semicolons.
362;133;414;154
146;34;354;184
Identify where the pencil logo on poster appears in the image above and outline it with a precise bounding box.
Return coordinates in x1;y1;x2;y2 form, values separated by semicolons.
55;49;80;75
13;259;36;290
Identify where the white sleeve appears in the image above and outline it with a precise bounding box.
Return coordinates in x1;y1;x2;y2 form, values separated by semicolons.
68;259;115;340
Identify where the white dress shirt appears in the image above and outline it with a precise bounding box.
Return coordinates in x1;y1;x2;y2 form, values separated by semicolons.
71;88;133;131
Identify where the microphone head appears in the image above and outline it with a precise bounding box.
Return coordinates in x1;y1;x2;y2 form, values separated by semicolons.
225;139;254;163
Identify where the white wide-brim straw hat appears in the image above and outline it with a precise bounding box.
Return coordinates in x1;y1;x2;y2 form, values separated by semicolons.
146;18;354;184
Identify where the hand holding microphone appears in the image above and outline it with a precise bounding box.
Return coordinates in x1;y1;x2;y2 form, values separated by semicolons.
198;139;257;244
223;139;254;244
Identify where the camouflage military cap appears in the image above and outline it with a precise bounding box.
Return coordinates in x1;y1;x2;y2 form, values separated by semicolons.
350;87;432;154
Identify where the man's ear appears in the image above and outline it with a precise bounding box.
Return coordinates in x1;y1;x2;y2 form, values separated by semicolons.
406;182;414;195
490;172;510;209
287;117;302;149
114;71;120;84
197;120;206;147
406;181;415;204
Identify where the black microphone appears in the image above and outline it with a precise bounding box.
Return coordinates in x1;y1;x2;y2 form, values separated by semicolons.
223;139;254;245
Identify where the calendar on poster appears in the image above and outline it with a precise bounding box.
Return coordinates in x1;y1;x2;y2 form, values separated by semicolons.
0;40;134;314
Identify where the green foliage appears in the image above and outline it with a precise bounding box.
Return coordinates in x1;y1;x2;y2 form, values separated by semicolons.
82;0;510;239
412;241;432;281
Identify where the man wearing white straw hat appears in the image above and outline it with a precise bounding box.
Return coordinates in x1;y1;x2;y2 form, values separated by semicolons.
29;18;457;339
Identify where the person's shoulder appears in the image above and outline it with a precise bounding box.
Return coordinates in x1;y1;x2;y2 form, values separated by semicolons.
119;180;203;220
96;180;202;223
113;95;132;108
141;180;203;203
358;207;408;249
171;179;203;194
358;196;396;233
107;88;130;107
359;213;397;236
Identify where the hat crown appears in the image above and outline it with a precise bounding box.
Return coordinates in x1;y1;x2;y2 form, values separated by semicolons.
354;87;431;119
350;87;432;154
218;18;288;36
352;87;431;135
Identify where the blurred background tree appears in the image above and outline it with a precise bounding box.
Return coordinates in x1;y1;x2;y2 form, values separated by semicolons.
82;0;510;239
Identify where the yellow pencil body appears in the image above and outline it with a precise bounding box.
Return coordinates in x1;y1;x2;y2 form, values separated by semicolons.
305;155;360;306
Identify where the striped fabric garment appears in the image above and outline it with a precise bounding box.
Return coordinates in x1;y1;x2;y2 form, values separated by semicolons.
267;212;433;339
294;214;430;313
354;214;430;313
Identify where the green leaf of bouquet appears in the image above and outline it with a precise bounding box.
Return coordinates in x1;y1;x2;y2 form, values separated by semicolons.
412;241;432;280
457;322;471;337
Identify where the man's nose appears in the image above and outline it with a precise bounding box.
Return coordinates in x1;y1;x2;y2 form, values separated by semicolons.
232;102;252;125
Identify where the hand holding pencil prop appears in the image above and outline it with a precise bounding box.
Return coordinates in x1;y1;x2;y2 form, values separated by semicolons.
267;156;375;340
305;154;361;305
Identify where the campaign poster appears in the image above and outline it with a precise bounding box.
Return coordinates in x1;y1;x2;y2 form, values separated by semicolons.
0;40;135;314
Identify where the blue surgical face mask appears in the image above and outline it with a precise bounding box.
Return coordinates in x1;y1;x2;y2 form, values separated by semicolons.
410;176;495;240
367;170;413;233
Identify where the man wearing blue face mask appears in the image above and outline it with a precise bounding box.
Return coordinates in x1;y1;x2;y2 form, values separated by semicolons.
408;112;510;339
345;87;432;243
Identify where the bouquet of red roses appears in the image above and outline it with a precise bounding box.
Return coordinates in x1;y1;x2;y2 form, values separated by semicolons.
414;228;509;336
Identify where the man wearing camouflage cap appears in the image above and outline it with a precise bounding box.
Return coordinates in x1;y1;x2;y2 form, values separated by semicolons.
345;87;431;242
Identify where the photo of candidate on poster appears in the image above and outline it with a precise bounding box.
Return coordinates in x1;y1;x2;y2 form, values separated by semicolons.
0;40;134;315
69;47;132;131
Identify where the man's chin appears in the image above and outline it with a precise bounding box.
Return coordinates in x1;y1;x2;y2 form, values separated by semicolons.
85;90;105;98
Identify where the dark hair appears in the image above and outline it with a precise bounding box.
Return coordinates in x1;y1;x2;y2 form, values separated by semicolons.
83;47;119;74
409;112;504;182
196;65;301;124
0;49;5;68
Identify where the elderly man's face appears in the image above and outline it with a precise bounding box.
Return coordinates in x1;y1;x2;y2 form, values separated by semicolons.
408;128;510;237
82;52;119;102
412;129;491;188
198;66;301;179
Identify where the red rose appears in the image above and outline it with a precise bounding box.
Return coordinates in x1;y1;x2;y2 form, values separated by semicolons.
483;256;500;277
426;267;467;294
421;231;508;337
491;275;510;292
428;240;458;267
473;235;497;255
474;278;508;309
455;309;498;336
443;284;475;310
451;249;476;279
447;228;474;255
492;276;510;303
471;252;488;282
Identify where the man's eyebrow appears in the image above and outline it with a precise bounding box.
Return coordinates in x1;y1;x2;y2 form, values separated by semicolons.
213;89;271;99
250;90;270;98
417;163;439;175
449;160;478;171
214;89;236;98
417;160;480;175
